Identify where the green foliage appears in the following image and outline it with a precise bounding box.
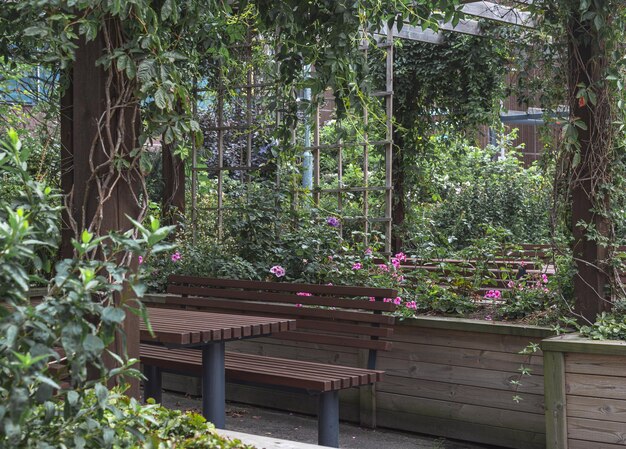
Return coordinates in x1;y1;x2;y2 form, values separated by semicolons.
580;313;626;341
401;133;551;250
0;131;239;448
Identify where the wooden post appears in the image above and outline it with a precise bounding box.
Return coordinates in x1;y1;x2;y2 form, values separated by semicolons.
543;350;568;449
568;4;612;322
60;24;141;398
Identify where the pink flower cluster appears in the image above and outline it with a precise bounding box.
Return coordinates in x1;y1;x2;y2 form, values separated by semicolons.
405;301;417;310
296;292;312;296
352;262;362;271
484;290;501;300
270;265;286;278
171;251;181;262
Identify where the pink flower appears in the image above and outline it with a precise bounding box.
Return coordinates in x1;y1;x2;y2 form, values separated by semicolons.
171;251;181;262
326;282;333;286
138;255;144;265
297;292;312;296
369;296;376;302
383;298;392;303
378;264;389;272
393;296;402;305
406;301;417;310
391;258;401;269
269;265;286;278
507;280;515;288
485;314;493;321
543;288;550;293
542;274;549;284
352;262;362;270
394;252;407;262
328;255;334;261
364;248;373;256
397;275;404;282
295;303;303;308
484;290;501;300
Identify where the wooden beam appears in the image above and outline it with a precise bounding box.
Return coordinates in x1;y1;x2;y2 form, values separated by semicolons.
461;1;535;28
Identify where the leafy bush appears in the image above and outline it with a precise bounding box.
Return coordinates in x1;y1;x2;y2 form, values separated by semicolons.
0;130;253;448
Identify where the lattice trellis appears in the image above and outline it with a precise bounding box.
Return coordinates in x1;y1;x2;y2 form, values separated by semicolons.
191;30;394;254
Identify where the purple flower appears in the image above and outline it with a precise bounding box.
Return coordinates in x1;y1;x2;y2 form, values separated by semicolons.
138;255;144;265
171;251;181;262
326;217;340;227
352;262;362;271
269;265;286;278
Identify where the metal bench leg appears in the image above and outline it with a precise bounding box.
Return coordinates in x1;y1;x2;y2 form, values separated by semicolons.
202;342;226;429
142;365;162;403
318;390;340;447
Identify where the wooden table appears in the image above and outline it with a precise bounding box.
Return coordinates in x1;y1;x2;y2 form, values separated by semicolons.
140;307;296;427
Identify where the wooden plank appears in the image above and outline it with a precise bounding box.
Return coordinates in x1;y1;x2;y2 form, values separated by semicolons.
567;395;626;423
377;377;545;414
381;340;545;374
147;295;395;326
566;352;626;377
168;275;397;298
228;339;361;366
566;373;626;400
375;408;545;449
375;360;544;394
543;350;568;449
542;333;626;356
167;285;397;312
569;439;626;449
391;325;544;354
568;416;626;445
397;316;554;338
376;391;545;433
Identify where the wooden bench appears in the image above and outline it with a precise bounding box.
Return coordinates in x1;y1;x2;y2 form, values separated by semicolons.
141;275;398;448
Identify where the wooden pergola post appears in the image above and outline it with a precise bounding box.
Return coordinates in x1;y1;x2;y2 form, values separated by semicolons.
60;26;141;397
568;5;612;322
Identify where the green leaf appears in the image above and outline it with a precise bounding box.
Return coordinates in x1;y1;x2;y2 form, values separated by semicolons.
102;307;126;324
154;88;167;110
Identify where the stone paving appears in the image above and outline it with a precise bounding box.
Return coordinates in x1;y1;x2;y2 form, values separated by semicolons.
162;391;505;449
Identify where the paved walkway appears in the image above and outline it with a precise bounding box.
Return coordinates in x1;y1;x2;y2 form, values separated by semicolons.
162;392;505;449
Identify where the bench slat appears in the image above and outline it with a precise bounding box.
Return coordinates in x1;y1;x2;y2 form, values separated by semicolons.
169;275;396;298
140;344;383;392
148;295;396;327
167;284;396;312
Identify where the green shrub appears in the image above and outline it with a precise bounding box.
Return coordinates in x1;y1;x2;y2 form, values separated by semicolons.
0;130;253;448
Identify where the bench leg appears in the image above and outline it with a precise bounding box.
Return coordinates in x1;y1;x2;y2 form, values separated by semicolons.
318;391;340;448
142;365;162;403
202;342;226;429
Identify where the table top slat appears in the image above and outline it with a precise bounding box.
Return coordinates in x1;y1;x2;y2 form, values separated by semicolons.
141;307;296;346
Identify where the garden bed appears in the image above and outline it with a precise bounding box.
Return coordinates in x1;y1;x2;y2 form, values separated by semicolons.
542;333;626;449
160;311;554;449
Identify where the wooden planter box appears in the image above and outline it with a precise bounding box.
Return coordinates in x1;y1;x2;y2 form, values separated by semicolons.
542;333;626;449
376;316;552;449
161;314;554;449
